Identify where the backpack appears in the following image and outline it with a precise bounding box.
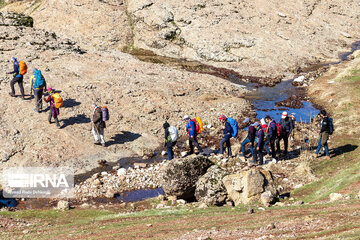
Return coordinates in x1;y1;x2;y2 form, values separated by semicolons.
191;118;201;133
33;70;45;89
195;117;204;133
168;126;179;142
328;118;334;135
276;123;282;137
289;114;296;128
102;106;109;121
227;117;238;138
52;93;63;108
19;61;27;75
248;125;256;141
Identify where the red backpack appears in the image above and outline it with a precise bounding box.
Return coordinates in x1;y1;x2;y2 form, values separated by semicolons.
191;119;200;133
276;123;282;137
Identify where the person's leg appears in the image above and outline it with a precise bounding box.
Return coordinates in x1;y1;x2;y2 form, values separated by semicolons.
276;137;281;153
99;129;105;145
10;77;17;95
219;137;226;154
18;77;25;98
252;147;257;163
264;140;270;155
270;139;276;158
189;137;194;154
249;142;254;156
92;127;100;143
241;137;250;155
193;137;203;153
226;139;232;157
315;137;322;154
34;89;40;111
284;135;289;154
167;144;173;160
54;117;60;127
38;89;43;111
259;146;264;165
48;110;52;123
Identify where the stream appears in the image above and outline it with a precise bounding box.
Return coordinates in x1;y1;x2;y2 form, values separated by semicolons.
2;42;360;209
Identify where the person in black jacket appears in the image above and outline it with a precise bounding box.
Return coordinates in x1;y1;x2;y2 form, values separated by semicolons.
163;122;176;160
313;110;330;159
251;124;265;165
219;115;232;157
276;111;293;156
265;115;277;160
240;121;258;158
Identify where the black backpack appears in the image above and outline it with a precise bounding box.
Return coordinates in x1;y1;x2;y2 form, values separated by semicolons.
248;125;256;141
328;118;334;135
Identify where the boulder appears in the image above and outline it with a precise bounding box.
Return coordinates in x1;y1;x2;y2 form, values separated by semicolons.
195;165;228;205
57;200;70;210
329;193;343;202
222;168;277;206
161;155;213;200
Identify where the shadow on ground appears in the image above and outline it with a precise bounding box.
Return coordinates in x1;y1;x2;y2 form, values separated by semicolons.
63;98;81;108
107;131;142;146
330;144;358;157
61;114;91;128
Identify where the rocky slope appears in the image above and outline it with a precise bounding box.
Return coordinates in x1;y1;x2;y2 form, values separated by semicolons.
5;0;360;82
0;11;250;173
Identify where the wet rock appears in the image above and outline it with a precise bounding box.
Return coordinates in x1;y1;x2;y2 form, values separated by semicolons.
195;165;228;205
161;155;213;200
57;200;70;210
222;168;278;206
275;95;304;109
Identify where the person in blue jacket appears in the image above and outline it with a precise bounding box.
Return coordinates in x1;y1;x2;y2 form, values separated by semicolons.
219;115;232;157
265;115;277;161
251;124;265;165
184;115;203;155
7;57;25;99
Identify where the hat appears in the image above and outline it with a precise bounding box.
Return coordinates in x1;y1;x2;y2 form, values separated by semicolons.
260;118;266;125
252;122;259;127
242;117;250;123
47;87;54;92
281;111;288;119
219;115;227;121
183;115;190;120
11;57;17;62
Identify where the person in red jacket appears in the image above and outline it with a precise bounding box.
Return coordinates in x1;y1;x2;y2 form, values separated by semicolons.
43;88;60;128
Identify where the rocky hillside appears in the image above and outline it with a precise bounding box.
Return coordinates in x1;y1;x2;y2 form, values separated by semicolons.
4;0;360;82
0;11;250;173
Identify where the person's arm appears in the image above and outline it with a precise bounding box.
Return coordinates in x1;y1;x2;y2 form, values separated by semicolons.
43;95;51;103
43;77;47;91
29;75;34;96
8;63;18;74
93;108;102;124
289;119;294;134
225;122;232;135
320;118;328;133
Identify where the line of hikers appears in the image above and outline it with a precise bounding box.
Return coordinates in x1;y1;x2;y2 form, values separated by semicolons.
163;110;333;165
7;57;108;146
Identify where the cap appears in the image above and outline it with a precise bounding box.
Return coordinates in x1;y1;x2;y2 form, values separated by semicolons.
281;111;288;119
47;87;54;92
260;118;266;125
183;115;190;120
252;122;259;127
219;115;227;121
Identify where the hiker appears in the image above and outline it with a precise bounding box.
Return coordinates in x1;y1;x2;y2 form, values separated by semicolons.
30;68;47;113
251;122;265;165
163;122;177;160
43;88;61;128
261;118;271;157
92;104;106;147
218;115;232;157
265;115;277;161
7;57;25;99
313;110;331;159
240;121;258;158
184;115;203;155
276;111;293;156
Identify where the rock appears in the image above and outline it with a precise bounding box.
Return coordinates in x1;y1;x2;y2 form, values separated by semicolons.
134;163;147;168
80;203;90;208
329;193;343;202
157;194;165;201
105;189;116;198
57;200;70;210
341;32;352;38
117;168;127;176
277;12;287;17
266;223;276;230
195;165;228;205
222;169;278;206
198;203;209;208
161;155;213;200
181;151;188;157
274;202;285;207
176;199;186;205
294;200;304;205
146;224;153;227
260;191;275;206
93;179;102;186
248;208;254;214
161;151;167;156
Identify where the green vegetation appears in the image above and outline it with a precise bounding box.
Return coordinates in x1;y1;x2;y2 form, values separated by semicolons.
0;0;7;8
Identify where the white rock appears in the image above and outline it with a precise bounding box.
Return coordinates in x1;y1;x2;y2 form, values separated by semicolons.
161;151;167;156
278;12;287;17
293;76;305;83
329;193;343;202
341;32;352;38
117;168;126;176
181;151;188;157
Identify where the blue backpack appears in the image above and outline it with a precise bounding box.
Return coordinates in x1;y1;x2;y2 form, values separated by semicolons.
227;117;238;138
33;70;45;89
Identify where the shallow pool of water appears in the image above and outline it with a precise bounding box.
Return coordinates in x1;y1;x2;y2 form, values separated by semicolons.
115;188;164;202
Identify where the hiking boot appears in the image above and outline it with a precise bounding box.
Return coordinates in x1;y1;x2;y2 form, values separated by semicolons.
33;108;39;113
101;143;106;147
94;141;100;145
9;92;16;97
312;153;318;158
56;125;61;129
